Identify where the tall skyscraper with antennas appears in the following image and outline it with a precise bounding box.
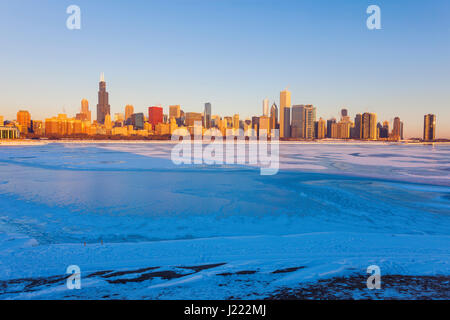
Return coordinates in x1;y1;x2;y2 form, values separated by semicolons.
97;73;111;124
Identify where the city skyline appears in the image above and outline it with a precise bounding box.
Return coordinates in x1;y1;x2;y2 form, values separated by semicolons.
0;1;449;138
1;74;440;142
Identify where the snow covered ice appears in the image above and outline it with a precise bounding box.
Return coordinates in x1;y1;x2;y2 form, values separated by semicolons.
0;142;449;299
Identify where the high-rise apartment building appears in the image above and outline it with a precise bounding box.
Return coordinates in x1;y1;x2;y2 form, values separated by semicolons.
379;121;389;139
96;73;111;124
337;121;351;139
353;114;362;139
304;105;316;139
424;114;436;141
280;89;291;138
17;110;31;134
369;113;377;140
392;117;402;140
316;118;326;139
337;110;352;139
362;113;377;140
327;118;337;138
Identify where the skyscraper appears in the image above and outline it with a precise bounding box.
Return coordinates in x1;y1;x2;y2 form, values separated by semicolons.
77;99;91;122
392;117;402;140
270;103;278;130
291;105;304;138
131;113;144;130
96;73;111;124
263;99;269;117
369;113;377;140
148;106;164;129
251;116;260;132
352;113;363;139
424;114;436;141
17;110;31;134
304;105;316;139
280;89;291;138
169;105;181;120
204;103;212;129
327;118;337;138
283;107;291;138
233;114;240;130
379;120;389;139
125;105;134;122
362;113;377;140
291;105;316;139
185;112;203;127
316;118;326;139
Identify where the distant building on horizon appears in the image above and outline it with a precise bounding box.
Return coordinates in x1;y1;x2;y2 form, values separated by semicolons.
315;118;326;139
169;105;181;120
270;103;278;131
263;99;269;117
424;114;436;141
96;73;111;124
391;117;404;140
379;120;389;139
131;113;144;130
76;99;91;122
125;105;134;123
233;114;239;130
148;106;164;130
352;114;362;139
185;112;203;127
291;105;304;138
17;110;31;134
279;89;291;138
291;105;316;139
204;103;212;129
327;118;337;139
362;112;377;140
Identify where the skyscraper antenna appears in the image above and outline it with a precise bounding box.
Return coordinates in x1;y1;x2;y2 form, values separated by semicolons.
100;72;105;82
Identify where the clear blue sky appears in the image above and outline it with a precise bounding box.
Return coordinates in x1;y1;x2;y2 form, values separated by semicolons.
0;0;449;138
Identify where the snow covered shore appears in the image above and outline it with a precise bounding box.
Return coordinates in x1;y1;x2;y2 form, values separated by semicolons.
0;143;449;299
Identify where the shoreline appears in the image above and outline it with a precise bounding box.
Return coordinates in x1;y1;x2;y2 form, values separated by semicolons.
1;139;450;146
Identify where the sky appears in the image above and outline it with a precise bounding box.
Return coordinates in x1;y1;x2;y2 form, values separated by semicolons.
0;0;449;138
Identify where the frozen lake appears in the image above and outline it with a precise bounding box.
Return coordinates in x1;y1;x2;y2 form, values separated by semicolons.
0;142;449;299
